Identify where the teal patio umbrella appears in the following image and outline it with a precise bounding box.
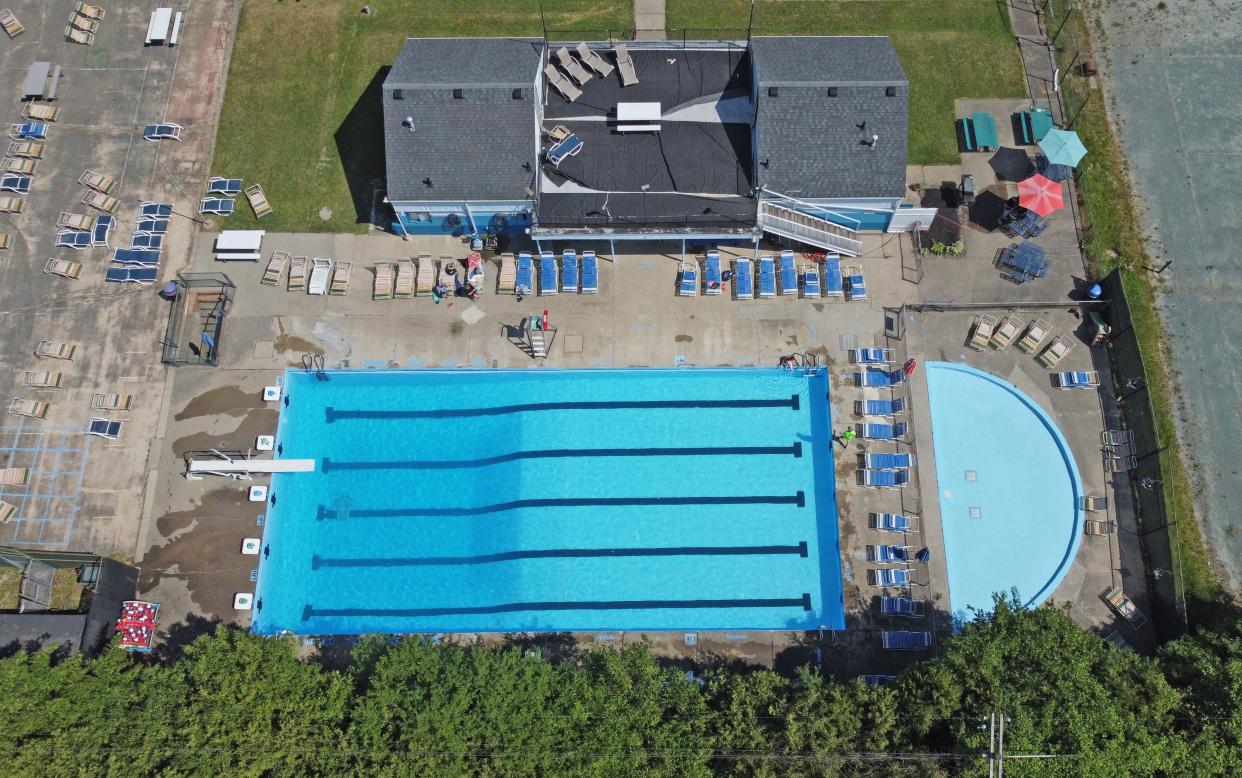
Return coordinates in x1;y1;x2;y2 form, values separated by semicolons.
1039;128;1087;167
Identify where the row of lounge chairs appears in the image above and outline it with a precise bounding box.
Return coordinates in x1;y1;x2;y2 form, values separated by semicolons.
103;202;171;285
8;393;133;420
867;510;927;647
1;119;54;207
544;42;636;102
65;3;106;45
968;313;1074;368
678;250;862;300
512;251;599;296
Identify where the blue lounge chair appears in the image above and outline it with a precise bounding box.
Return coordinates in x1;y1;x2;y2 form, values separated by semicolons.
825;254;843;297
516;252;533;295
851;348;893;364
863;422;908;440
855;368;905;388
861;675;897;686
112;248;161;266
139;202;173;218
580;250;598;293
1053;370;1100;389
1;175;31;193
867;545;911;564
861;468;910;488
130;233;163;251
704;250;722;295
865;452;916;470
143;123;182;141
92;215;114;246
855;398;906;416
106;266;158;284
547;134;583;167
735;257;753;300
539;251;558;295
208;177;243;195
758;256;776;298
678;262;698;296
881;597;924;618
561;249;578;293
779;250;797;295
871;512;918;532
847;270;867;301
882;631;931;650
56;230;91;249
869;568;911;587
802;264;820;298
200;198;234;215
86;418;123;438
135;218;169;234
11;123;48;140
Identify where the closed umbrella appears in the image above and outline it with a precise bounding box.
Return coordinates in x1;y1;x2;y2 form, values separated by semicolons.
1039;128;1087;167
1018;174;1064;217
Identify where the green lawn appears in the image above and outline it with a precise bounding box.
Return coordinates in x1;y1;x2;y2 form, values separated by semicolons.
667;0;1027;164
211;1;632;233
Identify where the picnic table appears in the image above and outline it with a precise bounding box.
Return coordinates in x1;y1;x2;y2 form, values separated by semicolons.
1003;208;1049;239
971;111;998;150
997;242;1049;284
21;62;50;99
1029;107;1054;141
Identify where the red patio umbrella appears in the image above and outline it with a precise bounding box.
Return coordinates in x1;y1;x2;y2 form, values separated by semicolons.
1017;173;1064;217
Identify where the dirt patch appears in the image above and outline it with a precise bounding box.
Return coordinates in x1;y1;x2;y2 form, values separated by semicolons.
174;385;264;421
806;345;832;365
674;334;693;343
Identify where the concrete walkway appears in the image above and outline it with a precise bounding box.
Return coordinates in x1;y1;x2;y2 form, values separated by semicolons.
635;0;665;41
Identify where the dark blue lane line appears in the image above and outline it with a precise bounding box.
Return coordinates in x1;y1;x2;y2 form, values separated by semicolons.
325;395;799;422
312;541;809;569
303;593;813;620
318;491;805;519
322;442;801;471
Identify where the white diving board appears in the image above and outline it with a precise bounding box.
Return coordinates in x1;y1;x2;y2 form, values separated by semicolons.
186;458;316;479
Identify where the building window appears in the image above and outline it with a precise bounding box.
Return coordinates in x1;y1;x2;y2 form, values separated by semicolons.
407;212;431;223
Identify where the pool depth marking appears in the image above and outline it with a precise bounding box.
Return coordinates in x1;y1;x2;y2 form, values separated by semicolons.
318;491;806;519
324;395;800;422
322;442;802;471
311;541;809;569
303;593;813;620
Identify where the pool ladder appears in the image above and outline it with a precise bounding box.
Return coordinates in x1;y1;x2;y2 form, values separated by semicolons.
784;352;820;374
302;353;327;380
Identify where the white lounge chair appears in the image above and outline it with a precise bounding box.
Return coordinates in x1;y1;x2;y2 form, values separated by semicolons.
615;43;638;86
373;263;394;300
543;64;582;102
307;258;333;295
555;47;593;85
575;42;614;77
329;261;352;295
394;260;414;298
261;251;288;286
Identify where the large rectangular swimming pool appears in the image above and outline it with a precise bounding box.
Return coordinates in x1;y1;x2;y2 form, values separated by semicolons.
251;368;844;635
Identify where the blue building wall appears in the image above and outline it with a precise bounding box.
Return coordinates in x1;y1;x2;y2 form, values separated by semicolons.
390;201;533;237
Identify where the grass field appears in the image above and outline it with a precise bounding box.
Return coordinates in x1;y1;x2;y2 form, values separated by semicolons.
211;1;631;233
667;0;1027;164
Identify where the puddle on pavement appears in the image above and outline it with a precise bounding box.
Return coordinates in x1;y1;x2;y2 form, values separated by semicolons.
175;385;264;420
171;409;279;455
274;333;324;356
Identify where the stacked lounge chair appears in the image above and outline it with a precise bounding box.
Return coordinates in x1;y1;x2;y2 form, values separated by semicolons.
394;260;414;298
1018;318;1050;353
9;399;48;419
91;393;133;411
35;340;77;360
868;568;911;587
539;251;558;295
990;315;1021;349
515;252;533;296
870;512;918;532
497;253;516;294
968;314;996;350
865;452;915;469
862;422;907;440
44;258;83;279
734;257;753;300
880;597;925;618
854;368;905;388
860;468;910;488
580;250;598;293
881;631;931;650
561;249;578;293
825;254;843;297
0;467;30;486
245;184;273;218
261;252;289;286
802;263;821;298
373;263;394;300
758;256;776;298
855;397;906;416
23;371;62;389
704;250;722;295
851;348;894;364
288;256;307;291
413;255;435;296
678;261;698;296
779;250;797;296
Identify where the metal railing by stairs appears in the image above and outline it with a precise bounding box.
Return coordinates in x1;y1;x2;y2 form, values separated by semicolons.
758;201;863;256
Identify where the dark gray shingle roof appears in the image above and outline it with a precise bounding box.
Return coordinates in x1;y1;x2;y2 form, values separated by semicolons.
384;38;542;201
750;36;907;86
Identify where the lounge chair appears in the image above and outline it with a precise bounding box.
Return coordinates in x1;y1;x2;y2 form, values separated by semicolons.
112;248;160;266
23;371;63;389
860;468;910;488
546;124;571;143
382;259;410;299
543;64;582;102
867;545;911;564
614;43;638;86
0;175;31;193
854;368;905;388
0;232;8;250
8;141;45;158
208;177;243;195
539;251;559;295
58;212;95;231
56;230;91;249
1;9;25;37
1038;335;1073;368
200;197;234;215
9;399;48;419
328;261;352;295
1082;495;1109;512
703;250;722;294
561;249;579;293
865;452;916;469
546;134;583;168
497;253;516;294
139;202;173;218
10;123;47;140
244;184;273;218
868;568;911;587
515;252;534;296
1053;370;1100;389
288;256;307;291
44;258;84;280
851;348;894;364
70;14;99;33
1107;455;1137;473
880;597;924;618
82;190;118;212
65;24;94;44
105;266;158;284
968;314;996;351
862;422;907;440
1101;585;1148;629
22;104;60;123
0;501;16;523
2;157;36;175
882;631;932;650
415;254;436;296
79;169;115;193
555;47;593;85
0;467;29;486
91;393;133;411
824;254;843;297
0;196;21;213
75;2;105;21
1101;429;1133;447
678;261;698;297
29;343;78;374
779;251;798;296
307;258;333;295
1085;519;1117;536
261;252;289;286
990;315;1022;350
871;512;918;533
1017;318;1050;353
855;398;906;416
373;263;394;299
846;268;866;301
86;418;122;439
581;251;598;294
758;256;776;298
802;264;821;298
734;257;753;300
135;217;168;234
575;42;614;77
436;256;458;297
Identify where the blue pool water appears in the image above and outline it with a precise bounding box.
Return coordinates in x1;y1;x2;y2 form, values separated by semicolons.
251;368;844;635
924;362;1083;621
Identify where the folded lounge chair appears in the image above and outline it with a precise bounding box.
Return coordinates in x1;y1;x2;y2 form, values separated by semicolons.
862;422;908;440
65;24;94;45
802;264;821;298
990;315;1022;350
854;368;905;388
825;255;843;297
882;631;931;650
70;14;99;33
703;250;722;295
580;251;599;294
44;258;84;279
1;9;25;37
870;512;918;533
86;418;122;439
307;258;333;295
23;371;62;389
614;43;638;86
855;398;906;416
0;501;16;523
288;256;307;291
244;184;273;218
1053;370;1100;389
861;674;897;686
91;393;133;411
860;468;910;488
328;261;352;295
82;190;118;213
373;263;394;299
0;232;8;250
868;568;911;587
8;141;45;158
75;2;106;21
561;249;579;293
851;348;894;364
678;262;698;297
758;256;776;298
1101;429;1133;447
543;64;582;102
9;399;48;419
415;254;436;296
555;47;593;85
497;253;516;294
539;251;558;295
968;314;996;351
779;250;797;296
734;257;753;300
79;169;115;193
1038;335;1073;368
393;260;414;298
867;545;911;564
575;42;614;77
0;467;30;486
865;452;915;469
1018;318;1051;353
0;196;21;213
261;251;289;286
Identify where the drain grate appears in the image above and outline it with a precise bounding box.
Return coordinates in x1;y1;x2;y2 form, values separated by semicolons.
969;507;983;519
965;470;978;482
